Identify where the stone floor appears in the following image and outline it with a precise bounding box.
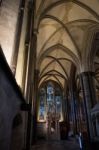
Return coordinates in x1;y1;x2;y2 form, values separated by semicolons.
31;139;80;150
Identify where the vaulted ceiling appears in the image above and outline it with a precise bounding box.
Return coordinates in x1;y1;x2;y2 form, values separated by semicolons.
35;0;99;89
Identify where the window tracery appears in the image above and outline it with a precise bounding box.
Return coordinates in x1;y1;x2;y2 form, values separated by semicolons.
38;82;62;122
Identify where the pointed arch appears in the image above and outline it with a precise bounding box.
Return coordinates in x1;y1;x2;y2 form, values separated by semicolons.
37;43;80;69
38;15;81;58
39;69;67;82
40;56;73;77
40;0;99;21
40;55;69;79
43;74;63;88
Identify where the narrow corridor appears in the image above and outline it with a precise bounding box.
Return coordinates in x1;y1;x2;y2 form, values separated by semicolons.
31;139;79;150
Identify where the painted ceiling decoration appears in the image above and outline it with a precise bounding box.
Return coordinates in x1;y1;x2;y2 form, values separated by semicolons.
35;0;99;88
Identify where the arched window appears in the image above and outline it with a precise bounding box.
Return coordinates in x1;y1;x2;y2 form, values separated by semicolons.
47;82;54;113
38;88;46;122
38;81;63;122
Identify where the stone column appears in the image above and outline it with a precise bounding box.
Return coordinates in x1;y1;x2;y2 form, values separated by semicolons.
18;1;33;149
23;0;36;97
22;0;37;149
11;0;26;75
71;91;78;135
73;91;81;133
69;65;78;135
69;78;78;135
80;72;97;140
32;69;39;143
25;32;37;149
75;95;82;133
64;94;70;135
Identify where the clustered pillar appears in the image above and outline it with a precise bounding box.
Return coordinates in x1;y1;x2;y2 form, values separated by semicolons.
66;70;97;146
21;0;38;149
80;71;97;140
32;69;39;143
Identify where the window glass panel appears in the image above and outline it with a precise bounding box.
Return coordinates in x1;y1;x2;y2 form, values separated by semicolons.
38;82;63;122
38;88;46;121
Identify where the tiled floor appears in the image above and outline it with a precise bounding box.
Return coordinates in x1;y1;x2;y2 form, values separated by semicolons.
31;139;80;150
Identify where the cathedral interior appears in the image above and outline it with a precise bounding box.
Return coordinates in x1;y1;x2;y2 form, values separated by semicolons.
0;0;99;150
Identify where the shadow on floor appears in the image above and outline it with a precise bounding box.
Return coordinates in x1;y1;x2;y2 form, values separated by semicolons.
31;138;80;150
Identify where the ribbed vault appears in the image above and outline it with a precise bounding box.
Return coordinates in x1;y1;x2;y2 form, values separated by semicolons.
35;0;99;89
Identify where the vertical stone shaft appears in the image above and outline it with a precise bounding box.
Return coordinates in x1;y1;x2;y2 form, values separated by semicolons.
23;0;37;149
80;72;97;140
11;0;25;75
32;69;39;143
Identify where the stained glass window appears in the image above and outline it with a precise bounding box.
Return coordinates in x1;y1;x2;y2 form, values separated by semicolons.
38;88;46;121
38;82;63;122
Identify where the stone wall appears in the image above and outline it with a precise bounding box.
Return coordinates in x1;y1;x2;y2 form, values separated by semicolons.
0;67;21;150
0;0;20;65
0;47;25;150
